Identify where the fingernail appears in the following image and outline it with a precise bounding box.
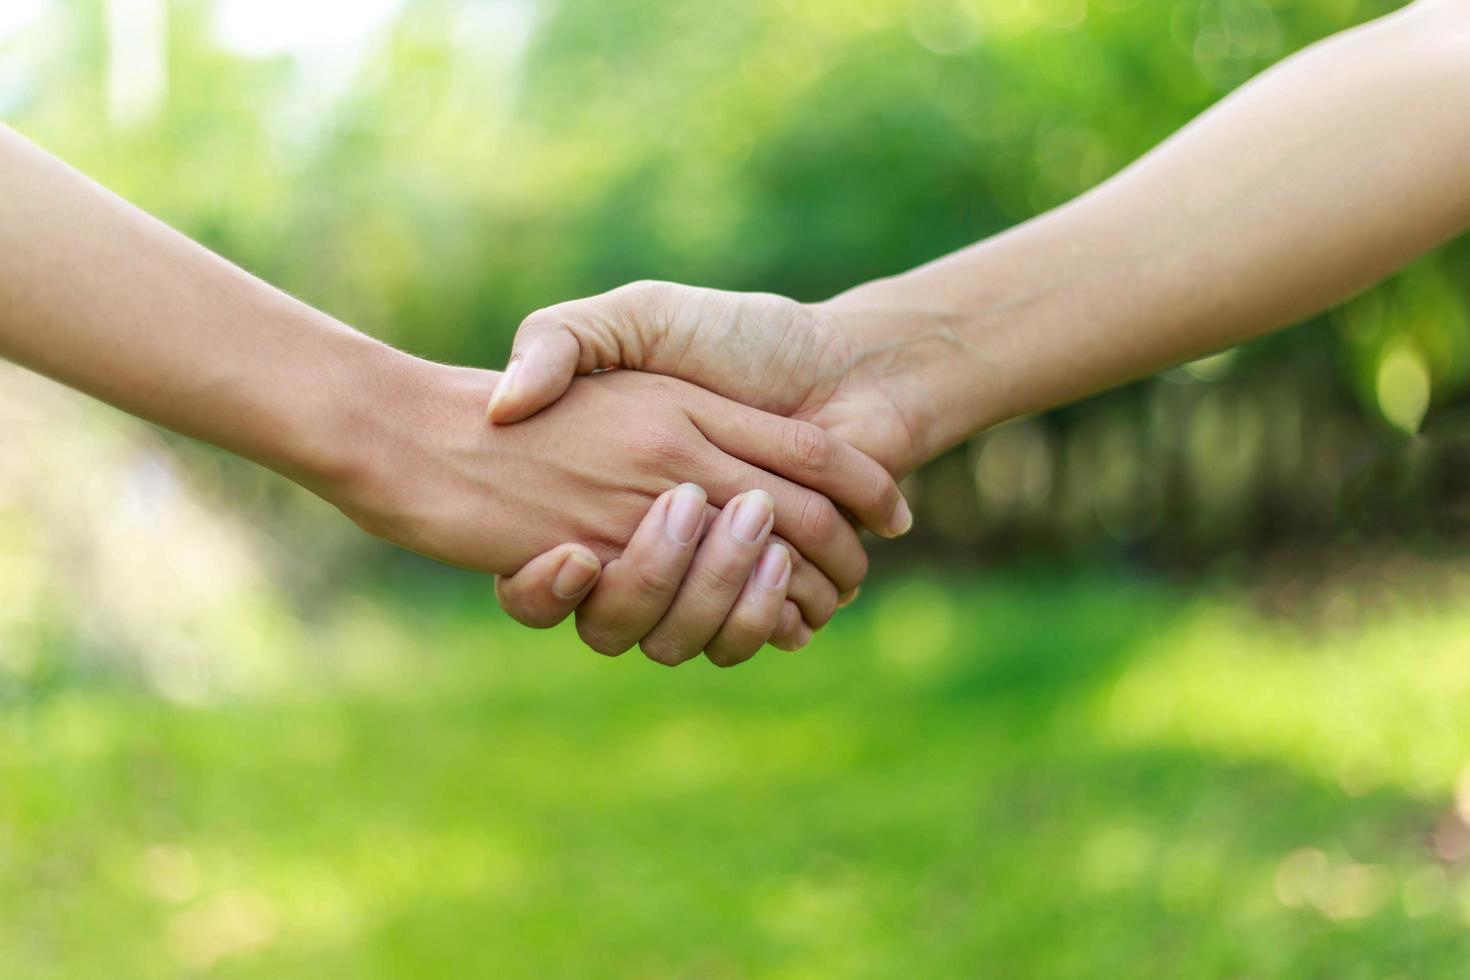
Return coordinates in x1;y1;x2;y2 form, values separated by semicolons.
730;490;774;544
666;483;707;544
487;358;521;420
757;543;791;589
552;550;600;599
885;496;913;538
838;586;861;608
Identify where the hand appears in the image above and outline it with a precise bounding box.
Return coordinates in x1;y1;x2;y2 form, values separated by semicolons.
486;280;943;479
318;354;903;615
496;484;818;667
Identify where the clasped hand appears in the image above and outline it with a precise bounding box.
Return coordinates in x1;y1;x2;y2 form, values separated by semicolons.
325;349;912;668
475;280;938;667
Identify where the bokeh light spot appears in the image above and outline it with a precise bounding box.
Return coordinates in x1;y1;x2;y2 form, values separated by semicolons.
1376;344;1431;434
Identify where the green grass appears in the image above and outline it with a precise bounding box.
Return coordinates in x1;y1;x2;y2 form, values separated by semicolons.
3;568;1470;978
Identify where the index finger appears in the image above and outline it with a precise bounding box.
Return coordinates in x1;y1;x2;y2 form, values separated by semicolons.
687;397;911;538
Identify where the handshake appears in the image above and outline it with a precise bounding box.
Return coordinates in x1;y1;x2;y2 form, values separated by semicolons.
329;279;963;669
0;130;1027;673
13;2;1449;671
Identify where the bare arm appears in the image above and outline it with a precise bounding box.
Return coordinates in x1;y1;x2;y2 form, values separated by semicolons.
0;123;389;489
494;0;1470;476
831;0;1470;462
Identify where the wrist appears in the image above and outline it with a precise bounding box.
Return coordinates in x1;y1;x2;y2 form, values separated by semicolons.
816;273;1009;472
304;346;534;574
284;335;494;520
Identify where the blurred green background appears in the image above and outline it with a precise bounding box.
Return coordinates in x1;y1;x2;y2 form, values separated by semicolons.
3;0;1470;976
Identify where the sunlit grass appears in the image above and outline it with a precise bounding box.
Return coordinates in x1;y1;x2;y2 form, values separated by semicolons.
4;566;1470;977
1098;581;1470;797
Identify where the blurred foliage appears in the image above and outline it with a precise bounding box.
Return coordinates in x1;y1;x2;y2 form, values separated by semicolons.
3;0;1467;563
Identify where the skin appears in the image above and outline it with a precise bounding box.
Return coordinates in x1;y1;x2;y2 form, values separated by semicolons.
493;0;1470;629
496;0;1470;639
496;486;813;666
0;122;913;663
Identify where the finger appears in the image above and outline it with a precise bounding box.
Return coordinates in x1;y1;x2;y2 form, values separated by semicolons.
640;490;776;666
490;283;669;425
573;483;711;656
778;537;840;630
705;543;792;668
700;455;869;596
494;544;602;629
769;601;814;652
689;397;912;539
486;326;583;424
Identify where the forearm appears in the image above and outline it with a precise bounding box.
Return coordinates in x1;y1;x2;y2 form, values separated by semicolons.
829;0;1470;464
0;123;413;490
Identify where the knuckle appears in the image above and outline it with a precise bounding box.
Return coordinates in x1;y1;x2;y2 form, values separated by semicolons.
496;588;567;630
771;619;803;651
613;279;672;318
629;560;682;598
724;607;775;646
804;592;838;630
785;423;834;473
858;467;898;514
828;552;868;599
575;619;632;658
493;583;535;625
703;554;754;593
640;636;692;667
634;426;696;470
777;600;802;636
796;493;841;545
788;561;839;629
706;639;758;669
517;306;561;335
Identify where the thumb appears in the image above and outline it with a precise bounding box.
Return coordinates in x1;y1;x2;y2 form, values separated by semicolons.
489;281;683;423
494;544;602;628
486;319;584;424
